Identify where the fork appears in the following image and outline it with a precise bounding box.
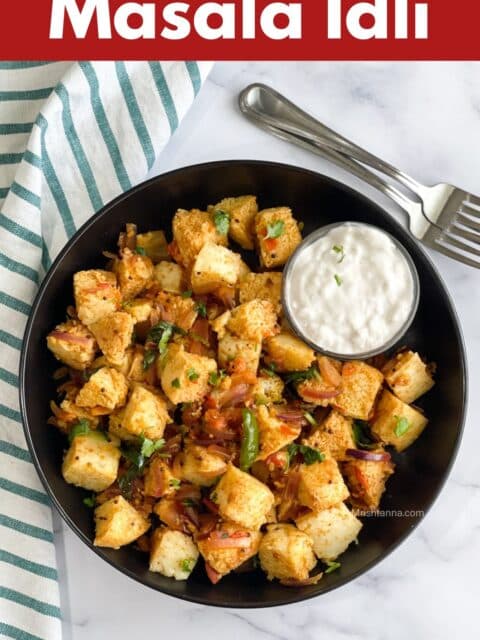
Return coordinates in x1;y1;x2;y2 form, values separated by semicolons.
239;83;480;270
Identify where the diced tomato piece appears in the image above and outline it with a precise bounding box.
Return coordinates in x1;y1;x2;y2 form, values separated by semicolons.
266;451;289;470
280;425;300;437
204;394;218;410
264;238;278;252
204;409;228;433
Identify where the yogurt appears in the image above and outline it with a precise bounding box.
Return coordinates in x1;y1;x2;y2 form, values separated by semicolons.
283;223;418;357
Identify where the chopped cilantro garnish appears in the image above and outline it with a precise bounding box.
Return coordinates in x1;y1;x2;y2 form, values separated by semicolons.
261;363;277;378
394;415;410;437
122;445;145;469
213;209;230;235
135;246;146;255
142;349;157;370
181;290;193;298
119;435;165;497
172;378;181;389
187;368;199;382
195;301;207;318
147;321;186;358
325;560;341;574
119;443;147;497
140;436;165;459
288;444;325;466
83;495;95;508
265;220;285;239
334;274;343;286
68;419;91;443
209;370;226;386
353;420;377;449
332;245;345;263
180;558;195;573
169;478;181;489
148;321;186;343
118;467;139;497
285;366;318;385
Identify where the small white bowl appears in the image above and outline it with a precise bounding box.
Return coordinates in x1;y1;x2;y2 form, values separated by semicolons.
282;221;420;360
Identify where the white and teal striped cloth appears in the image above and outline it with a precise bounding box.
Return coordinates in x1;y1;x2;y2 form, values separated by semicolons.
0;60;212;640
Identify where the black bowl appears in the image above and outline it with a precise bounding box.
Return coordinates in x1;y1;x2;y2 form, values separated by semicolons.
20;160;467;608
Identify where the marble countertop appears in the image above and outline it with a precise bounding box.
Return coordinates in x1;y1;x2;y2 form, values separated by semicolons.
55;62;480;640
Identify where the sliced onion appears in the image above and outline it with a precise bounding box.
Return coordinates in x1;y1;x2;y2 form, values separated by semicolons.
197;513;218;539
84;283;113;295
52;366;69;380
346;448;391;462
102;250;118;260
203;531;252;549
275;409;305;422
162;434;183;455
318;356;342;387
175;484;201;501
202;497;220;514
301;388;341;400
182;505;200;528
49;331;93;346
49;400;70;421
278;470;301;521
206;444;231;461
218;383;251;408
284;470;301;501
56;380;78;394
280;572;323;587
205;563;222;584
214;285;236;309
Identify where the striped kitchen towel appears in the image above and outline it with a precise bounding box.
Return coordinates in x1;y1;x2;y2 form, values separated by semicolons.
0;60;213;640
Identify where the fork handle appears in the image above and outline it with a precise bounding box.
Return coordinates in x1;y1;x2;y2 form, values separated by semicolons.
239;83;424;197
239;93;432;239
239;88;418;214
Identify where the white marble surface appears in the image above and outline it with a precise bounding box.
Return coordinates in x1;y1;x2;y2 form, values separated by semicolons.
55;62;480;640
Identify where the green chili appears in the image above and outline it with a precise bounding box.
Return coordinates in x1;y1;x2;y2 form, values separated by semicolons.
240;409;259;471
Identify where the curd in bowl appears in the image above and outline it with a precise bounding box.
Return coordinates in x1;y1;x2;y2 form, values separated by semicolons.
283;222;420;359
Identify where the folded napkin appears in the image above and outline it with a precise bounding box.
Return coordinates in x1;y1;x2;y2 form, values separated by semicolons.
0;60;212;640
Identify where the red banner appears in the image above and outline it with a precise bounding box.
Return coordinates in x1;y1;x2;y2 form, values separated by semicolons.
1;0;479;60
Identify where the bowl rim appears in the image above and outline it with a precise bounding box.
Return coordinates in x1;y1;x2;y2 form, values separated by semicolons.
282;221;421;360
19;159;468;608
